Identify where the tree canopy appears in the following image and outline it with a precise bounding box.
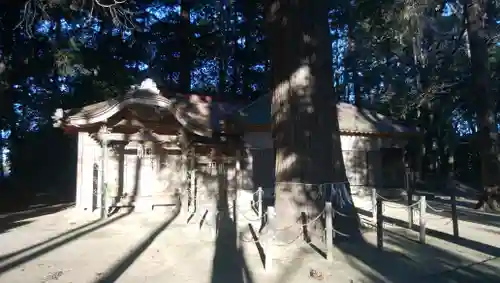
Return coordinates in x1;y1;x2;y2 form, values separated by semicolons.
1;0;499;206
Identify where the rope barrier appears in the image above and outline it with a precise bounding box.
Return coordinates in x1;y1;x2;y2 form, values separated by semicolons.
331;207;357;218
376;195;407;202
426;203;445;213
272;231;304;246
382;201;420;209
237;209;265;222
373;192;455;224
186;182;461;251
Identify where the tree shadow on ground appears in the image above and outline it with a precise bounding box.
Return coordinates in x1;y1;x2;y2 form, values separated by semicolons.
0;192;73;214
0;203;74;235
0;220;32;234
427;198;500;228
208;146;255;283
93;201;181;283
0;209;134;275
369;194;500;229
271;204;500;282
210;211;255;283
336;231;500;283
0;217;103;263
357;206;500;258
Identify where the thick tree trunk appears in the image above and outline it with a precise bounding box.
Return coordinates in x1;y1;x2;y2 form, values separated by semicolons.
179;0;192;92
266;0;359;241
465;0;497;188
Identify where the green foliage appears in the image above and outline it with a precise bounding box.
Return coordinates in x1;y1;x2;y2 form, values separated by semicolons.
0;0;500;187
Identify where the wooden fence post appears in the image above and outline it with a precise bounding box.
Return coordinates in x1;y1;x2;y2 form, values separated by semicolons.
451;193;459;238
404;170;413;228
233;198;239;244
407;193;413;229
301;212;310;243
325;201;334;261
265;206;275;271
376;197;383;249
100;133;109;219
419;196;426;244
371;188;377;225
257;187;263;217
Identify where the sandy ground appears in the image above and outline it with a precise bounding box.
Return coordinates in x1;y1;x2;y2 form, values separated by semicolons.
1;195;500;283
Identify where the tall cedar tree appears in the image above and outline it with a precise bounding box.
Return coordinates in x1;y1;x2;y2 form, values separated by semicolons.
265;0;360;240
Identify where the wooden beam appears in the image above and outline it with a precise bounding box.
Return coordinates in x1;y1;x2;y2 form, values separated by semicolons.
95;131;179;143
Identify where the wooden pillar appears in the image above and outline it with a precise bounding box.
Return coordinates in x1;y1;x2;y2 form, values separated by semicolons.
235;150;241;189
75;132;84;210
189;150;196;213
419;196;426;244
234;149;241;247
99;125;109;219
325;201;334;261
181;150;188;213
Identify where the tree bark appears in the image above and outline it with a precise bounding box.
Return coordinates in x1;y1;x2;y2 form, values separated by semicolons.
465;0;497;189
266;0;359;241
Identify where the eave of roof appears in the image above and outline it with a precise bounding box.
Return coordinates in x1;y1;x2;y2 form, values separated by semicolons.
54;80;417;137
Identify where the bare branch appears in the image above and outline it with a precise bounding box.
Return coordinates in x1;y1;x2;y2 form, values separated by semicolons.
17;0;138;34
94;0;127;8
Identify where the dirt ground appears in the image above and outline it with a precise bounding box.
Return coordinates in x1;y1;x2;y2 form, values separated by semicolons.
1;197;500;283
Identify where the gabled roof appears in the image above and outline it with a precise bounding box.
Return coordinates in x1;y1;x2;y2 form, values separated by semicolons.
53;80;243;137
335;102;415;134
53;79;416;137
239;94;416;135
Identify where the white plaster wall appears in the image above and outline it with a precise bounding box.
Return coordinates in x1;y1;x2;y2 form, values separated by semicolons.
78;133;121;211
341;136;364;189
76;132;266;211
174;131;273;206
77;132;101;211
194;159;249;203
157;154;186;196
75;132;83;209
342;136;372;193
340;135;408;151
76;130;410;210
340;134;409;194
107;154;119;196
156;152;252;206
